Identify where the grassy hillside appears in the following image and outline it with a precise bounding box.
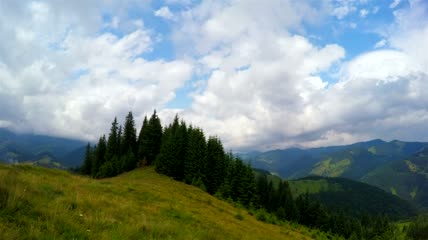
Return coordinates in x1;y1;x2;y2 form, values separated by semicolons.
0;164;315;240
362;147;428;208
289;176;417;219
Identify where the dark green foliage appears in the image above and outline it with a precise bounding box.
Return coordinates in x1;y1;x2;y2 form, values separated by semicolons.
155;115;183;178
205;136;226;194
184;127;207;184
80;143;93;175
105;117;119;162
407;215;428;240
92;136;106;178
138;111;163;166
290;176;417;219
122;112;137;157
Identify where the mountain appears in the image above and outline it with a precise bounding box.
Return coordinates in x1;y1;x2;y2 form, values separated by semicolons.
0;164;314;240
289;176;417;219
0;128;86;167
242;139;428;207
362;146;428;208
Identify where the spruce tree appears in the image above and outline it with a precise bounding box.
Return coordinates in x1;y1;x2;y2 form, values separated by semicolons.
92;135;107;178
105;117;119;162
121;112;137;169
184;127;207;184
81;143;93;175
147;110;162;165
205;136;226;194
137;116;149;165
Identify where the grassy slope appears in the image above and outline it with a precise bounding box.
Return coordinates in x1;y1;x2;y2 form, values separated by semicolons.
0;164;314;240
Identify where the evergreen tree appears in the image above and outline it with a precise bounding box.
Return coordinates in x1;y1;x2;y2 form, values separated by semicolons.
147;110;163;165
137;116;149;165
138;110;163;166
92;135;107;178
184;127;207;184
156;115;180;176
105;117;119;162
121;112;137;169
205;136;226;194
81;143;93;175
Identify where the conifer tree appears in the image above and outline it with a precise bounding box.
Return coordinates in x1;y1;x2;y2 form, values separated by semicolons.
156;115;180;176
147;110;163;165
81;143;93;175
137;116;149;165
205;136;226;194
184;127;207;184
92;135;107;178
121;112;137;169
105;117;119;162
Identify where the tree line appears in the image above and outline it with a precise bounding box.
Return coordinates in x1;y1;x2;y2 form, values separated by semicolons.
80;111;409;239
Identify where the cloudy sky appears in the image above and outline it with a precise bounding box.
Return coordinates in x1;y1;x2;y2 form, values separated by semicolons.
0;0;427;151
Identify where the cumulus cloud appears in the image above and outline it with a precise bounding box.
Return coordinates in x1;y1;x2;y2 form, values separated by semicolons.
155;6;175;20
166;0;428;150
0;1;192;140
1;0;427;152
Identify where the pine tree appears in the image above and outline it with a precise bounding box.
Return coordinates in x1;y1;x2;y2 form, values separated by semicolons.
156;115;180;176
137;116;149;165
105;117;119;162
147;110;162;165
205;136;226;194
81;143;93;175
121;112;137;170
138;110;163;166
92;135;107;178
184;127;207;184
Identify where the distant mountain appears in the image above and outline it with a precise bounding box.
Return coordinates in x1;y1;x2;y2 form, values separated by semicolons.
362;146;428;208
242;139;428;207
289;176;417;219
0;128;86;167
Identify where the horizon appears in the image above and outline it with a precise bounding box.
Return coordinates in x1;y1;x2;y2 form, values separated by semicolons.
0;0;427;151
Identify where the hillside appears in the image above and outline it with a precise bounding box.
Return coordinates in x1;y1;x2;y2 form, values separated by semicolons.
362;146;428;208
242;140;428;208
0;164;315;240
0;128;85;167
242;139;427;180
289;176;417;219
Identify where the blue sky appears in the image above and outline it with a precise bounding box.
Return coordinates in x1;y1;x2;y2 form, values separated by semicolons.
0;0;427;150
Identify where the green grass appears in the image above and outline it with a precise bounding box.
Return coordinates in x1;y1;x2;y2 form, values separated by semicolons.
0;164;314;240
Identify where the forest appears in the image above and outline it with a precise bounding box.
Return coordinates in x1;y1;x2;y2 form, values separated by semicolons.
81;111;428;240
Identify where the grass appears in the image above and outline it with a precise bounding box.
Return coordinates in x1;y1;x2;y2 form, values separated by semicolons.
0;164;314;240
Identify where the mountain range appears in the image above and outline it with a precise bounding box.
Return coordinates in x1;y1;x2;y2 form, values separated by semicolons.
241;139;428;208
0;128;86;168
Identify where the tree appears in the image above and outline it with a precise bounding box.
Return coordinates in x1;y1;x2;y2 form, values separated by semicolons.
184;127;207;184
137;116;149;165
105;117;119;162
121;112;137;169
205;136;226;194
81;143;93;175
138;110;163;166
92;135;107;178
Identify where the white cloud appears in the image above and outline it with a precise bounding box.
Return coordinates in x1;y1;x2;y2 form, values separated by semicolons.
389;0;402;9
0;1;192;140
360;9;369;18
165;0;428;150
374;39;387;48
1;0;427;152
155;6;175;20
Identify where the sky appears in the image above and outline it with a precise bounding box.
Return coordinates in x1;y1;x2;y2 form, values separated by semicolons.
0;0;428;151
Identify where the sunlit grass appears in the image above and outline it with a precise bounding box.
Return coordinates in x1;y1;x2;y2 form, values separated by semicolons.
0;164;315;239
